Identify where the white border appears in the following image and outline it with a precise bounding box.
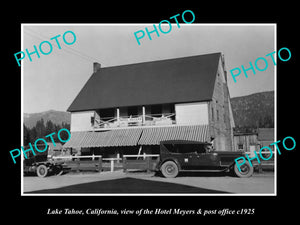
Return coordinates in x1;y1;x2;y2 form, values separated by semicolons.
21;23;277;196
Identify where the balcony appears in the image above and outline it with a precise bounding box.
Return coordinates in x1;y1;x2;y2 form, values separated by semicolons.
92;113;176;129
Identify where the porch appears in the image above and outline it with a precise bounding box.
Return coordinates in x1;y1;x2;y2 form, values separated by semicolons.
93;113;176;129
91;104;176;129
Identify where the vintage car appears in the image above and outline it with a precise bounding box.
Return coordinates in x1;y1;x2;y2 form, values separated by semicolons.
23;145;67;178
24;158;65;178
157;140;253;178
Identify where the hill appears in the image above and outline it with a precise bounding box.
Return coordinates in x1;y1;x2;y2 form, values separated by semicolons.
24;110;71;128
230;91;274;131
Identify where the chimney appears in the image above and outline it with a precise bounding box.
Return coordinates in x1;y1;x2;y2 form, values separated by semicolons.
93;62;101;73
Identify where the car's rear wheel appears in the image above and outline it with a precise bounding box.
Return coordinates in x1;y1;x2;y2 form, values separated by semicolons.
234;160;253;178
36;165;48;178
161;161;179;178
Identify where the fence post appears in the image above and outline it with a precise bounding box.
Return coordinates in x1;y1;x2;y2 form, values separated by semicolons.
146;156;151;173
257;163;263;173
110;160;114;172
98;156;102;173
76;158;80;173
123;157;127;173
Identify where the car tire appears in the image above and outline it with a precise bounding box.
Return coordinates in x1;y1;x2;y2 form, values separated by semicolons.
36;165;48;178
161;161;179;178
234;160;254;178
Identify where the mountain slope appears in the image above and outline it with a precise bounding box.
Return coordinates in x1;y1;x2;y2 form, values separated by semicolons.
230;91;274;129
24;110;71;128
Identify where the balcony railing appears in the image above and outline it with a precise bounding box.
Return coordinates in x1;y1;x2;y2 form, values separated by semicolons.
92;113;176;129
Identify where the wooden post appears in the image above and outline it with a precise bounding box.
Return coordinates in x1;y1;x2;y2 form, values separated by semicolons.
258;163;263;173
110;160;114;172
117;153;120;163
98;156;102;173
142;106;145;125
137;146;142;159
117;108;120;126
146;157;151;173
123;157;127;173
76;158;80;173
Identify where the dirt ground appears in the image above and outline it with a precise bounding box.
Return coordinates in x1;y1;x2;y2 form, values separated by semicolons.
23;170;275;195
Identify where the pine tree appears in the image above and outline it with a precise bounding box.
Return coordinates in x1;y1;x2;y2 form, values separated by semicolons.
45;120;54;135
29;127;37;143
23;125;31;146
35;118;46;138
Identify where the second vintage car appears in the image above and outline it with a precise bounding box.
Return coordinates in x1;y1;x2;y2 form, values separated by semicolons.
157;140;253;178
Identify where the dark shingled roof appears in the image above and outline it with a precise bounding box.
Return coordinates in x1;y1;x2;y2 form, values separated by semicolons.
67;53;221;112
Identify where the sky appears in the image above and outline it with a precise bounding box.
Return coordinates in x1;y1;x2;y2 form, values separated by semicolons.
22;24;275;113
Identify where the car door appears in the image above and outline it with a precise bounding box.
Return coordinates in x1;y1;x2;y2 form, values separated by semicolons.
189;144;221;170
196;152;221;169
175;143;215;170
174;144;197;170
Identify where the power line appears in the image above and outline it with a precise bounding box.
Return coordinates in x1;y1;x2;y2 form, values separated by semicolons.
24;29;98;63
23;28;102;63
25;27;101;62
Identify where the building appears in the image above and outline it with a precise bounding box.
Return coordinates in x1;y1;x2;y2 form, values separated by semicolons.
64;53;235;157
233;132;258;153
257;128;274;148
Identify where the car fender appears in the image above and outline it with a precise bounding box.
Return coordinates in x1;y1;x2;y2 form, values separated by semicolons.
34;161;52;168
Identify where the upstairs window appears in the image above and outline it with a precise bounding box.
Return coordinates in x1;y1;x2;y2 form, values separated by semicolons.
128;106;138;116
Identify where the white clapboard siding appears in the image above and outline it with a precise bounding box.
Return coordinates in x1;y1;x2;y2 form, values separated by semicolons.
175;102;209;125
70;111;94;132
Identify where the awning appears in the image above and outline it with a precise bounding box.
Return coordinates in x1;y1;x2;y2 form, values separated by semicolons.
63;125;210;148
138;125;210;145
63;128;143;148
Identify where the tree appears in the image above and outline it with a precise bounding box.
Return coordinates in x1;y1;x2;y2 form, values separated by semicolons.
24;119;70;145
35;118;46;138
23;125;31;146
45;120;54;135
29;126;37;143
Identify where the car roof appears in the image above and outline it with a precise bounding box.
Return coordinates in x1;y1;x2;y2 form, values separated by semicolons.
160;140;210;145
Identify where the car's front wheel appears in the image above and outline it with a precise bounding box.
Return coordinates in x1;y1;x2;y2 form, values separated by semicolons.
36;165;48;178
161;161;179;178
233;160;253;178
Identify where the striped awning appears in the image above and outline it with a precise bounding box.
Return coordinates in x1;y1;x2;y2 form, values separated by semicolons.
63;125;210;148
138;125;210;145
63;128;143;148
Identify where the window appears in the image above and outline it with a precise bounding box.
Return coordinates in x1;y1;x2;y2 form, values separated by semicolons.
164;143;215;154
216;109;219;121
100;108;115;119
164;144;176;153
176;144;206;154
151;104;162;116
128;106;138;116
211;106;214;120
238;144;244;150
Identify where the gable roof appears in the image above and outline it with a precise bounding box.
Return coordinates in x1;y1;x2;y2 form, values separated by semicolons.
67;53;221;112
